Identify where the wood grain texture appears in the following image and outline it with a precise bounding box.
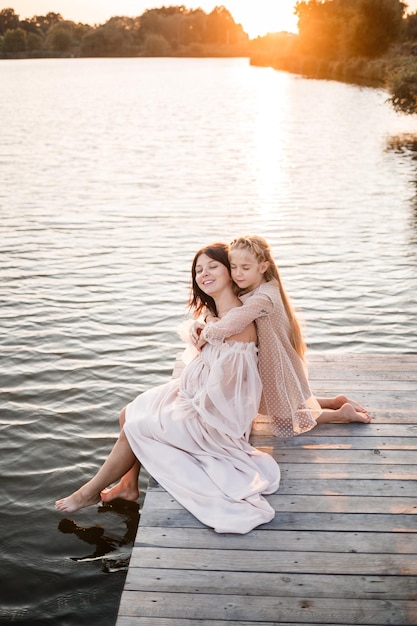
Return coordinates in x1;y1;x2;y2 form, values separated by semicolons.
116;354;417;626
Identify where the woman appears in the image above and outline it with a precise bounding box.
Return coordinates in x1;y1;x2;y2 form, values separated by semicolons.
56;243;280;534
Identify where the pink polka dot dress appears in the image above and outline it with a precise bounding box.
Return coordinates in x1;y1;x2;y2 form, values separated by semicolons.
202;280;321;437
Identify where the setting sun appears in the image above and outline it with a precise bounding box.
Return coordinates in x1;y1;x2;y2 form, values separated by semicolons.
228;0;299;38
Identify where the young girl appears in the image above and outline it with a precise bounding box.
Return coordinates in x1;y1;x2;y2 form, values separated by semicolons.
195;235;370;437
56;243;280;534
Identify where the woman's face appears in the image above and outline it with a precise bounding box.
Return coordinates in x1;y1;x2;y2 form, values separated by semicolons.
195;253;231;298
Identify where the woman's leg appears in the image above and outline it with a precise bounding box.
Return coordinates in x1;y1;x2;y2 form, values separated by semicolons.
100;407;141;503
55;428;137;513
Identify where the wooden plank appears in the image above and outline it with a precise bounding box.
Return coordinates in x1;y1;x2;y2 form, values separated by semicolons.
143;476;417;495
253;423;417;437
261;450;417;465
124;568;417;598
139;489;417;514
117;620;381;626
116;621;370;626
134;527;417;553
253;433;417;447
308;353;417;364
130;546;417;575
277;465;417;479
118;591;417;623
139;508;417;532
116;354;417;626
310;379;417;389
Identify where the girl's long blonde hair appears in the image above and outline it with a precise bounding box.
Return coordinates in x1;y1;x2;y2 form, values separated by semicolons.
230;235;306;358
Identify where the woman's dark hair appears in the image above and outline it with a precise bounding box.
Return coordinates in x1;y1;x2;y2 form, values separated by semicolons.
189;242;230;318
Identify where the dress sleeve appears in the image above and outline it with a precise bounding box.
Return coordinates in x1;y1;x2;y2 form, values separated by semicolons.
202;291;273;345
172;319;199;378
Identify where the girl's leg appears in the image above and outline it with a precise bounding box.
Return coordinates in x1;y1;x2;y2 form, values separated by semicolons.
317;394;368;413
316;394;371;424
55;429;137;513
100;407;141;503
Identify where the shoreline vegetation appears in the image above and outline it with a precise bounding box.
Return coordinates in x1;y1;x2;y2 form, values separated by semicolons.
2;1;417;114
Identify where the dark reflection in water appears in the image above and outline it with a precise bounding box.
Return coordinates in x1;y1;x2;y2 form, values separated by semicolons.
386;133;417;233
386;133;417;158
58;500;140;571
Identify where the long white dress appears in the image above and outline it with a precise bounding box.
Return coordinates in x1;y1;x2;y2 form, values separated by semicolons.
124;339;280;534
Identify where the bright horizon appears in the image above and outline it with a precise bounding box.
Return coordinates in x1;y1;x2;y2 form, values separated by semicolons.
0;0;301;38
2;0;417;39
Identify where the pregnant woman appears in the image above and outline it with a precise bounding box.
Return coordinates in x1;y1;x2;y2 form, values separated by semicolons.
56;242;280;534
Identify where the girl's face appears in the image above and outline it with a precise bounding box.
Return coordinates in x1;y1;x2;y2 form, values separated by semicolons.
195;253;231;298
229;248;269;291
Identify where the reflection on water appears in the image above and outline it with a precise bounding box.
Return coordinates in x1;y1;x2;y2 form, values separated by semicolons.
58;500;139;568
386;133;417;236
1;58;417;626
386;132;417;157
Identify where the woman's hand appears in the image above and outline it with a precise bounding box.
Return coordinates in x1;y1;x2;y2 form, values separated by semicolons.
190;320;204;346
191;314;219;351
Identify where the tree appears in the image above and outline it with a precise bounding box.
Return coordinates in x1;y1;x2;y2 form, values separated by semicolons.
30;12;63;35
295;0;406;59
143;33;171;55
45;21;77;53
80;18;138;56
295;0;346;58
48;28;73;53
344;0;405;58
404;11;417;40
0;8;19;35
206;6;243;44
388;66;417;114
26;31;44;52
3;27;26;52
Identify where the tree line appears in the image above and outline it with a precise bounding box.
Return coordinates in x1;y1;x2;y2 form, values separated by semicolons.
0;5;248;58
2;1;417;114
250;0;417;114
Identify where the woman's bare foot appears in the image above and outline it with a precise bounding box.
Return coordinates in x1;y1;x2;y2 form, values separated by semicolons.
100;481;139;503
55;487;101;513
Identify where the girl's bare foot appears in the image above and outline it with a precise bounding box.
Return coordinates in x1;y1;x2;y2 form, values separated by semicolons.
319;394;369;414
332;402;371;423
55;487;101;513
100;481;139;503
317;401;371;425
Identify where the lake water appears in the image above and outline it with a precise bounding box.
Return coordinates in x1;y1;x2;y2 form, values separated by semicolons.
1;57;417;625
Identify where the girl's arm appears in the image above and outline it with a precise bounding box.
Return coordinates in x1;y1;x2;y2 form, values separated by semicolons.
201;291;273;345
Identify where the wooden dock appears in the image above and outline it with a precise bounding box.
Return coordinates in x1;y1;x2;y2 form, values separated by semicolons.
116;353;417;626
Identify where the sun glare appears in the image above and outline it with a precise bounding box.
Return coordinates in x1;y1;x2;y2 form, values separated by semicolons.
231;1;298;39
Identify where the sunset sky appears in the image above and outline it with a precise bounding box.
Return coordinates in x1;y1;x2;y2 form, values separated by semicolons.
2;0;417;39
